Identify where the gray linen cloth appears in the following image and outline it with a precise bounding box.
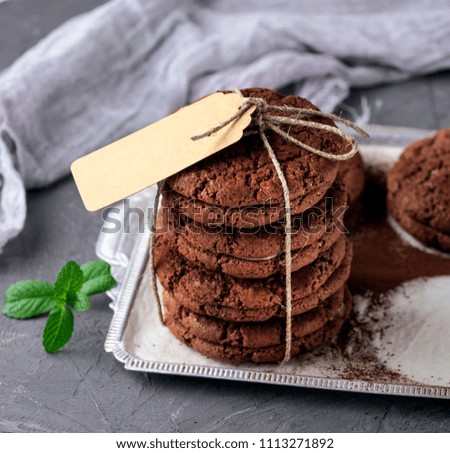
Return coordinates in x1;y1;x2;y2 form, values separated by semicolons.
1;0;450;251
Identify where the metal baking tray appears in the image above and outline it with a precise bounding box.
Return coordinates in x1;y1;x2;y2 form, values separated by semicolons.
100;124;450;399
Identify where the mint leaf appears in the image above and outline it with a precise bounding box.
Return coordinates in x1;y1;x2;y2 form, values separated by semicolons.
54;261;83;303
4;258;115;354
70;293;91;312
43;306;74;353
80;261;116;296
3;281;55;319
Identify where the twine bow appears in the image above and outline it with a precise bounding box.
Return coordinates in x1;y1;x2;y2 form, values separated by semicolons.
150;90;368;365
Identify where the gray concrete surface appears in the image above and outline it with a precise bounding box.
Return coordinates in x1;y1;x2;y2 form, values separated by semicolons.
1;0;450;433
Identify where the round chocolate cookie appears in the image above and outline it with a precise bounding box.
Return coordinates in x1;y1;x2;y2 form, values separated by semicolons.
387;129;450;252
338;152;365;206
154;231;349;312
165;248;352;322
167;88;345;209
163;287;344;348
164;177;347;260
162;180;332;228
164;287;353;363
174;225;342;279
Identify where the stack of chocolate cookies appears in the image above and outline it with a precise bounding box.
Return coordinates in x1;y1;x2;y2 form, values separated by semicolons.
154;88;354;363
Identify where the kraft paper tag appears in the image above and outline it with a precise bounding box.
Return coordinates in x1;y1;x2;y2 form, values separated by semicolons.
71;92;255;211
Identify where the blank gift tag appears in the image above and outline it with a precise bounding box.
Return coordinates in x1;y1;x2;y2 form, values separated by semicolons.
71;92;255;211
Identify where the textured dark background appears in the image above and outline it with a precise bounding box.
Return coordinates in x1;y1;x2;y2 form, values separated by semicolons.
1;0;450;433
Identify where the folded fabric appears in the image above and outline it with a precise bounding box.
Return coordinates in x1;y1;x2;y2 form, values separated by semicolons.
1;0;450;251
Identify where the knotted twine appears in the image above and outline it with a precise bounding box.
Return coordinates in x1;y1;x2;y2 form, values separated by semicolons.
149;89;368;365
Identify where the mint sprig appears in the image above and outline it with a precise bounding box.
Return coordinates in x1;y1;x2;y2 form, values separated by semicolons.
3;260;116;353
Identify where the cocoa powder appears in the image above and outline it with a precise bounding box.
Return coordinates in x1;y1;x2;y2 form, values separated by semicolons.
329;166;450;383
349;170;450;295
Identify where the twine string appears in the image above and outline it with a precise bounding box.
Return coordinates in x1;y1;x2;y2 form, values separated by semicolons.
257;112;293;365
149;90;368;364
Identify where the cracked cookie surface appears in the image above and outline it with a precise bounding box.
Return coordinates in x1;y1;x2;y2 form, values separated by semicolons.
387;129;450;252
162;248;352;322
167;88;344;208
163;178;347;260
163;287;345;348
338;153;365;206
162;180;333;228
164;287;353;363
174;224;342;279
154;230;349;311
